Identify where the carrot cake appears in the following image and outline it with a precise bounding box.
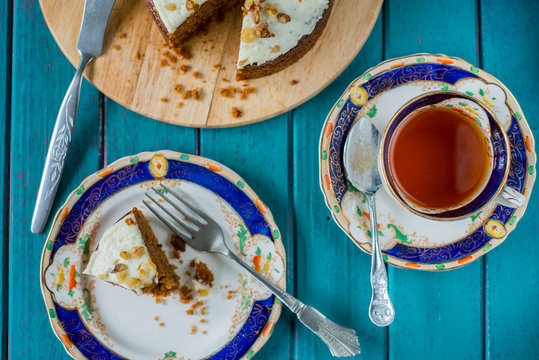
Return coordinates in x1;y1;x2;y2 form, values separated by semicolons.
237;0;333;79
145;0;333;79
83;207;179;296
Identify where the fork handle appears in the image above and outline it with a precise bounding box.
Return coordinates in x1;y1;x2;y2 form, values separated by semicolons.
227;252;360;357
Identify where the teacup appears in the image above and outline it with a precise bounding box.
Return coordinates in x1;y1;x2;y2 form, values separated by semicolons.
379;91;525;221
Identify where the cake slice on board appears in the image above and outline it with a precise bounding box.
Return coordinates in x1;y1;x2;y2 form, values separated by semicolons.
84;207;179;296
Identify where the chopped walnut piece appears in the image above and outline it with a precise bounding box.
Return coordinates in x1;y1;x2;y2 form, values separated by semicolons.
271;45;280;53
139;269;148;279
132;246;146;258
232;107;242;118
164;3;176;11
266;4;278;17
116;271;127;283
241;27;256;43
185;0;199;11
111;263;127;273
278;13;291;23
120;251;130;260
125;277;142;289
256;23;274;38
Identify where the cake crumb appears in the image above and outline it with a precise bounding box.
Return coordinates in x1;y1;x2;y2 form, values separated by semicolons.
170;233;186;252
177;102;183;109
193;71;201;79
160;59;168;67
186;309;194;315
190;326;196;335
180;64;190;73
154;316;159;321
192;88;201;101
174;84;182;93
222;78;229;83
182;90;191;100
161;97;168;103
201;307;206;315
113;44;120;51
200;319;206;323
291;80;299;85
186;271;192;277
159;322;164;327
180;285;193;304
190;258;197;267
232;107;242;119
202;330;207;334
177;46;191;60
117;32;126;39
212;64;220;69
194;261;214;287
135;52;144;60
240;87;255;100
163;50;177;63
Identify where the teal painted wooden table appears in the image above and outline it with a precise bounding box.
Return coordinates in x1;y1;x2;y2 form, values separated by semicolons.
2;0;538;358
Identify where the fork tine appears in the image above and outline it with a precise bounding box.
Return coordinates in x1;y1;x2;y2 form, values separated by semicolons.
160;184;208;225
144;193;193;240
150;188;201;233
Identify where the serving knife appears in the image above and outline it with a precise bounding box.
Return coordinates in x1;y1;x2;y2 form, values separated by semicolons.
31;0;116;234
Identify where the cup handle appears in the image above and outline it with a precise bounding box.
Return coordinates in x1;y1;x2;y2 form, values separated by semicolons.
494;186;525;208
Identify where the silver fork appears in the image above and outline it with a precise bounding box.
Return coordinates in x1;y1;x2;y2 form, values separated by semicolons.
145;185;360;358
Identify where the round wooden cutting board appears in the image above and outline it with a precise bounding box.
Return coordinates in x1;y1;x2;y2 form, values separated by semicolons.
40;0;383;128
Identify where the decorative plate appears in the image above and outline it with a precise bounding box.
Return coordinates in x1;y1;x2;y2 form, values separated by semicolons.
41;151;286;359
319;54;536;271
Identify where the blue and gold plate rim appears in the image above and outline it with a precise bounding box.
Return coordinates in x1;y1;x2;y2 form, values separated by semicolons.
40;150;286;359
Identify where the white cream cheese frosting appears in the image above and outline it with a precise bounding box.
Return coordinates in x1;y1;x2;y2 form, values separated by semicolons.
153;0;208;34
83;213;158;295
237;0;330;69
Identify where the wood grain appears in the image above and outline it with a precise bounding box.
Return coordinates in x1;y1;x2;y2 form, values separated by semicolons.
292;16;388;360
0;1;9;358
384;1;483;359
39;0;383;128
482;0;539;358
199;116;294;358
9;0;101;357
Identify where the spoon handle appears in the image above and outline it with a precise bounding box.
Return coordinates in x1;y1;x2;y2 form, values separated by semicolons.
366;194;395;327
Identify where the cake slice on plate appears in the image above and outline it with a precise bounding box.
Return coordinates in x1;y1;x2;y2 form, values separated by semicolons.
145;0;235;49
84;207;179;296
236;0;334;80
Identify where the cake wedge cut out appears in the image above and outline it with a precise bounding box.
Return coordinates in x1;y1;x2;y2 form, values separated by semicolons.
84;207;179;296
146;0;237;49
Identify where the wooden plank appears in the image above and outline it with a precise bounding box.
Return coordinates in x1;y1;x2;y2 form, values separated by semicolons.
103;101;197;164
481;0;539;358
292;17;386;360
199;116;293;359
39;0;383;128
9;1;101;357
384;1;483;359
0;1;10;357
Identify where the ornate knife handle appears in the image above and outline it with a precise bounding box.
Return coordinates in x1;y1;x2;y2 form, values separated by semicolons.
31;54;94;234
366;193;395;327
228;252;360;357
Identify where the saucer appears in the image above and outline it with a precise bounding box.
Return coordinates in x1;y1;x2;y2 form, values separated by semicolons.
319;54;536;271
41;151;285;359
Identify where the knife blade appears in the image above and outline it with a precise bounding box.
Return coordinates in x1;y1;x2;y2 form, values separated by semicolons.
31;0;116;234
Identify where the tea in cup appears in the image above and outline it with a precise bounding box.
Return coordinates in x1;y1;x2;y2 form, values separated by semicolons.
380;91;524;220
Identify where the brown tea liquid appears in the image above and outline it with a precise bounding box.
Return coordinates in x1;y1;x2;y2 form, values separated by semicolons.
388;107;491;209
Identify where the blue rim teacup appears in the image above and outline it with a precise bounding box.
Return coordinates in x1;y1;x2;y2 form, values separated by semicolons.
379;91;524;221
